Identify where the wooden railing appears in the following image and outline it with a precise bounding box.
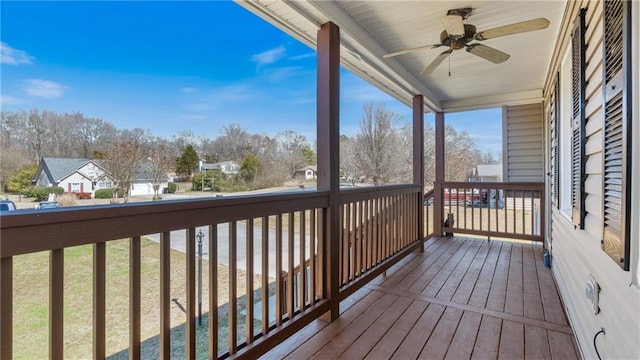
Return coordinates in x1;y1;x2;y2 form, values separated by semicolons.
437;182;545;242
423;189;435;239
337;185;423;300
0;185;425;359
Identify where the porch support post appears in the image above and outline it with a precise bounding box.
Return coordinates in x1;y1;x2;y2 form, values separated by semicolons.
433;111;445;236
413;95;425;250
316;21;340;321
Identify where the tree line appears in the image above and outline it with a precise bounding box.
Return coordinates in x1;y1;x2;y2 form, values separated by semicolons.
1;104;497;195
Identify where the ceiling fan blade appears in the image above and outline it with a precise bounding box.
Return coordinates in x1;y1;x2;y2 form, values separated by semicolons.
466;44;510;64
441;14;465;37
421;49;452;76
383;44;443;58
474;18;550;41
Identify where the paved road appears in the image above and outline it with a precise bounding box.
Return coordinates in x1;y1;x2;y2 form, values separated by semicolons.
145;222;314;278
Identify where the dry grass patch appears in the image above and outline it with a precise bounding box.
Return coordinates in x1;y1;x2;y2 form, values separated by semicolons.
12;237;269;359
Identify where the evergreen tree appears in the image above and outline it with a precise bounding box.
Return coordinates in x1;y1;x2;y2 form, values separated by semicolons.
176;144;199;177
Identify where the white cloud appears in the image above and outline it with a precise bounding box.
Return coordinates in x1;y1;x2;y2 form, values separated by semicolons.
1;42;34;65
251;45;286;66
290;52;315;61
0;94;24;106
181;87;197;93
23;79;67;98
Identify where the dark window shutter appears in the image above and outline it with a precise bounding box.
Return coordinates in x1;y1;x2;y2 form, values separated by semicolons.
551;73;560;208
602;0;631;270
571;9;586;228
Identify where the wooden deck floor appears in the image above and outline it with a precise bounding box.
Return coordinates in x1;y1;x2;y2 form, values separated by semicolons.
262;236;579;359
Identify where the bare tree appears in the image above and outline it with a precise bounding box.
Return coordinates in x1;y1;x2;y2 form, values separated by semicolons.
444;126;480;181
275;130;309;178
148;140;175;199
353;103;403;185
102;129;149;202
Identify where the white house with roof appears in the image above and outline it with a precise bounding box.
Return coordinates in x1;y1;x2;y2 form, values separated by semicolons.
34;157;168;197
197;160;240;175
474;164;503;182
293;165;317;180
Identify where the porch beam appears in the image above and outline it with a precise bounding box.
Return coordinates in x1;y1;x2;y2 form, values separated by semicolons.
316;21;340;320
413;95;425;248
433;112;445;236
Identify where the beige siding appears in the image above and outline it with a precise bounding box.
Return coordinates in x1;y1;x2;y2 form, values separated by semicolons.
502;103;544;182
545;1;640;360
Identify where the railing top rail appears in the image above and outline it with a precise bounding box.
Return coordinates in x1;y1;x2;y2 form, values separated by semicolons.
0;191;329;258
439;181;544;191
338;184;421;203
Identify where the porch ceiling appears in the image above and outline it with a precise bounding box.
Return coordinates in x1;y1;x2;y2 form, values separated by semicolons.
236;0;567;113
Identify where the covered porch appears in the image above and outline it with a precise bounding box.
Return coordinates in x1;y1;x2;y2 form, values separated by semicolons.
265;236;577;359
0;1;597;359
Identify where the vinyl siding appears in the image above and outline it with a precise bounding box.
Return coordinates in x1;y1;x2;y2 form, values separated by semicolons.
503;103;544;182
545;1;640;359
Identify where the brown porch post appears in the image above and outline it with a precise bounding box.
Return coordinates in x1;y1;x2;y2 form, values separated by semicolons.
316;21;340;321
413;95;425;251
433;111;445;236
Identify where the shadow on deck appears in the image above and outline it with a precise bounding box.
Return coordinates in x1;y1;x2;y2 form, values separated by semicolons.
264;236;579;359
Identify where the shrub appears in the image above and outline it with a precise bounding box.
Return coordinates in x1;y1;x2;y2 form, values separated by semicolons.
32;186;65;201
94;188;125;199
167;182;177;193
57;193;78;207
75;192;92;200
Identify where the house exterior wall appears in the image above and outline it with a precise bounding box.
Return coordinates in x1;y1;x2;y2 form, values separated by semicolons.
129;181;168;196
545;1;639;359
502;103;544;182
59;172;93;194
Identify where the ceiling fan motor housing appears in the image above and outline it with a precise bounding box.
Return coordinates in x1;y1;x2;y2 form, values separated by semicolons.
440;24;476;49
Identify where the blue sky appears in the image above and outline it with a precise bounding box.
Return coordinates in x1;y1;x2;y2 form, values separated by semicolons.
1;1;501;154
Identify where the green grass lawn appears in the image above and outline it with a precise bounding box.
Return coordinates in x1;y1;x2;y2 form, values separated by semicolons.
12;237;268;359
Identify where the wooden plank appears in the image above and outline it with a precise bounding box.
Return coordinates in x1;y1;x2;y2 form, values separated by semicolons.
420;240;475;297
418;307;464;359
485;241;512;312
209;225;218;357
498;320;524;359
451;240;491;305
524;325;551;359
365;299;429;359
505;243;524;316
392;303;446;359
313;293;398;359
130;236;141;360
93;242;106;360
339;295;413;359
300;211;306;309
444;310;482;360
50;249;64;359
467;241;502;308
548;330;579;359
381;237;449;289
288;212;295;317
536;250;569;326
407;239;467;294
522;245;545;321
286;290;385;359
276;215;283;326
185;230;196;360
376;236;447;289
471;315;501;359
434;239;483;301
1;257;12;360
228;223;237;354
160;232;171;360
261;217;269;336
246;219;255;343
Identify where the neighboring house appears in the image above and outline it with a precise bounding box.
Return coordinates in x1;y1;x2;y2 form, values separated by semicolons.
197;160;240;175
34;157;113;195
293;165;317;180
474;164;502;182
33;157;168;197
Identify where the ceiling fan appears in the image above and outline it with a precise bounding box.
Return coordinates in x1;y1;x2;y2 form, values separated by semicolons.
383;8;550;76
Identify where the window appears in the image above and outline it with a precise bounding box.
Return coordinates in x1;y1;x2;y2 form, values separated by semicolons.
71;183;81;192
602;0;632;270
